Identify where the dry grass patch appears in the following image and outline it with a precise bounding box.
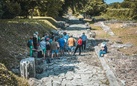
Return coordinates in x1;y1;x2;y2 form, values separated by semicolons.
90;22;137;55
108;23;137;55
108;23;137;45
90;24;110;39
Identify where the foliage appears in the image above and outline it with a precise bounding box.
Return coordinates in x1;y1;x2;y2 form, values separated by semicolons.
103;8;134;20
1;0;21;19
38;0;64;18
105;0;137;20
81;0;107;16
0;0;64;19
0;0;137;20
0;3;4;18
108;2;121;8
59;0;106;16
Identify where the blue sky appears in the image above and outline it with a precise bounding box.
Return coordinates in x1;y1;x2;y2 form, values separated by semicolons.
105;0;124;4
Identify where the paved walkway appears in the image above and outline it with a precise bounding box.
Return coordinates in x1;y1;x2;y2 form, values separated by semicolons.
28;17;109;86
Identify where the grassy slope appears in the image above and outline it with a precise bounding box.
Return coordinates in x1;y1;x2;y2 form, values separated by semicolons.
0;63;28;86
0;17;57;85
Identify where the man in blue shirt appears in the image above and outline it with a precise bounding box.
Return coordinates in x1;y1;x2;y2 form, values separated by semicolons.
81;32;87;50
58;35;65;55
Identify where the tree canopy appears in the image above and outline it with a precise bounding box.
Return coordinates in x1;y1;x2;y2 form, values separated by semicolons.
0;0;64;19
0;0;137;20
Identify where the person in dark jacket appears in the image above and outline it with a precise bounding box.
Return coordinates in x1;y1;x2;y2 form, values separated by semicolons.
73;37;82;55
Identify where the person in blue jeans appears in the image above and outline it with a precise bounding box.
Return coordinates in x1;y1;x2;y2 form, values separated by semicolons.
81;32;87;50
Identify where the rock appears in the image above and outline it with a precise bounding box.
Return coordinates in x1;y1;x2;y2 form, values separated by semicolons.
74;74;81;79
89;32;96;38
52;81;61;86
12;68;20;74
66;24;88;30
20;57;35;79
111;42;133;48
53;66;61;71
36;66;43;74
28;78;42;86
87;29;90;34
121;23;137;28
35;58;43;65
95;22;115;36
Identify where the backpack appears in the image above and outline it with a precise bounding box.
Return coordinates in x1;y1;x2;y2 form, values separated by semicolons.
27;40;32;47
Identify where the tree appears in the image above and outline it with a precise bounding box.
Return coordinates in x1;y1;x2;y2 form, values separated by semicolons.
61;0;107;16
38;0;64;18
109;2;121;8
1;0;21;19
81;0;107;16
0;1;4;18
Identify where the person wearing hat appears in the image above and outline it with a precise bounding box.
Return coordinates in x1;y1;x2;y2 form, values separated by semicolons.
73;37;82;55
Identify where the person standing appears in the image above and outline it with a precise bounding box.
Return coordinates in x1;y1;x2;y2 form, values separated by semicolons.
46;38;51;57
33;33;38;49
68;35;76;55
40;37;46;59
50;38;59;58
81;32;87;50
63;32;69;42
35;31;41;48
73;37;82;55
27;37;33;57
58;35;65;56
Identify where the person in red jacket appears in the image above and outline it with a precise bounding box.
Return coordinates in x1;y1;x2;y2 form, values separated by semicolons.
73;37;82;55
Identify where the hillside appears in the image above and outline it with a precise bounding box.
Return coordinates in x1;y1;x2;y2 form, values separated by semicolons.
0;18;57;85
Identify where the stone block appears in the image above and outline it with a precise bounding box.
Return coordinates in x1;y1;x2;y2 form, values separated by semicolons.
20;57;35;79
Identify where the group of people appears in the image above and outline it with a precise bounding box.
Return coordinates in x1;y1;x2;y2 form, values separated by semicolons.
27;31;88;60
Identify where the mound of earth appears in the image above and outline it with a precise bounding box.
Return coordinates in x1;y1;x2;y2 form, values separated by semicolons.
0;19;57;85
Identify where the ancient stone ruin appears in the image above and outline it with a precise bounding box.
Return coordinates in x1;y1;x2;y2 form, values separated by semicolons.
20;57;36;79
